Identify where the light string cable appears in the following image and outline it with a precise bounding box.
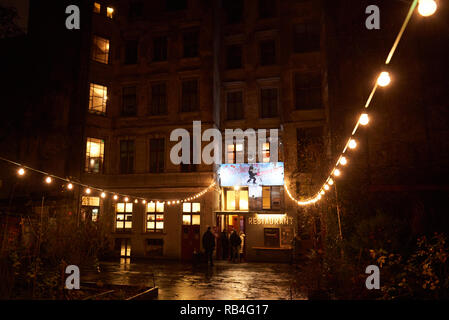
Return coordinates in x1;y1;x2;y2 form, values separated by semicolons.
285;0;428;206
0;155;215;206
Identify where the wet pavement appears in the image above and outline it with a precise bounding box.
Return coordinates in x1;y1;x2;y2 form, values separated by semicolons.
82;260;307;300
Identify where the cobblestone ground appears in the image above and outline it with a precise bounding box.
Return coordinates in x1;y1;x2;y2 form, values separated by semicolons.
82;260;307;300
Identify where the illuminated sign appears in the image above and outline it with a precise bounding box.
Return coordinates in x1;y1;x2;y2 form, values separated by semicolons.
218;162;284;186
248;215;293;225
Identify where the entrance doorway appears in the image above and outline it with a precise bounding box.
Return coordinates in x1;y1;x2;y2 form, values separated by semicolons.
216;214;246;260
181;225;200;261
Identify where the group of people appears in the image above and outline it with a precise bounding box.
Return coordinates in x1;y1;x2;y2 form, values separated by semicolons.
201;226;246;266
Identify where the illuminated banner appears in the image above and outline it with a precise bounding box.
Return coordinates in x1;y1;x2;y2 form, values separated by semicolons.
218;162;284;186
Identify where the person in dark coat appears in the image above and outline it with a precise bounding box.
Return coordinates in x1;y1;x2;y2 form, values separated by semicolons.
220;230;229;260
229;230;242;263
202;226;216;266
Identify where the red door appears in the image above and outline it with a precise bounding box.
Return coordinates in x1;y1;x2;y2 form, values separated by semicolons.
181;225;201;261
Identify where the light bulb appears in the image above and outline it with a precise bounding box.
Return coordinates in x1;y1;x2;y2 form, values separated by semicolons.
67;183;73;190
17;168;25;176
348;139;357;149
320;190;325;195
101;192;106;198
142;200;146;204
124;197;129;202
377;71;391;87
85;188;91;194
324;184;330;190
134;199;138;203
418;0;437;17
359;113;369;125
334;169;341;177
45;176;52;184
113;195;118;200
328;178;334;185
340;156;348;165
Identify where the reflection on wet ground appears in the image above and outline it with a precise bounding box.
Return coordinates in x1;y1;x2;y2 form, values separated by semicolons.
82;260;307;300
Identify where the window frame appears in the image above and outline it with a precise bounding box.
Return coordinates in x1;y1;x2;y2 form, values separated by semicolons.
122;86;138;117
85;137;105;174
115;202;133;232
182;30;199;58
88;83;108;115
150;83;167;115
182;202;201;225
149;138;165;173
146;201;164;232
91;35;110;64
260;87;279;118
119;139;135;174
181;79;199;112
226;90;244;120
294;72;322;110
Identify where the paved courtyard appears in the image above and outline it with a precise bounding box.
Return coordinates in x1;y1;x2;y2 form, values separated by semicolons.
82;260;307;300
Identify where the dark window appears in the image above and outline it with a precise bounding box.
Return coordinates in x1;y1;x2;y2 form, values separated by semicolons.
264;228;280;247
294;23;320;53
226;45;242;69
150;83;167;115
150;138;165;173
120;140;135;174
125;40;138;65
181;138;197;172
128;2;144;21
258;0;276;19
260;40;276;66
153;36;167;62
260;88;278;118
226;91;244;120
181;79;199;112
166;0;187;11
294;73;322;110
183;31;199;58
122;86;137;116
224;0;243;24
296;127;324;172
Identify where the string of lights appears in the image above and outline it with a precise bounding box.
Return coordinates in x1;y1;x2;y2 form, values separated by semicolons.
285;0;437;206
0;155;216;206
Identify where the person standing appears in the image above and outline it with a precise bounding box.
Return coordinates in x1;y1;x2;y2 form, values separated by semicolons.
202;226;216;266
229;230;241;263
220;230;229;260
239;231;246;262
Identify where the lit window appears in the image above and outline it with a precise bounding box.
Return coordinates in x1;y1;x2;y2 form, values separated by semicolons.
81;196;100;222
226;190;236;210
147;202;164;232
225;188;248;211
85;138;104;173
107;7;114;18
92;36;110;64
262;186;271;209
93;2;101;13
89;83;108;114
182;202;200;225
116;202;133;231
262;142;270;163
119;239;131;257
226;143;244;163
239;190;248;210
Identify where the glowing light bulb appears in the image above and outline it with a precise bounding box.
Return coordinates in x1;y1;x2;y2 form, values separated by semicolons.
348;139;357;149
340;156;348;165
101;192;106;198
418;0;437;17
45;176;52;184
328;178;334;185
85;188;91;194
124;197;129;202
17;168;25;176
67;183;73;190
320;190;325;195
334;169;341;177
359;113;369;125
324;184;330;190
168;201;171;205
177;200;180;204
142;200;146;204
377;72;391;87
113;195;118;200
